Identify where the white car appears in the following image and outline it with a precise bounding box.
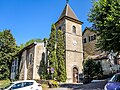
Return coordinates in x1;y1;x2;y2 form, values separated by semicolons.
4;80;42;90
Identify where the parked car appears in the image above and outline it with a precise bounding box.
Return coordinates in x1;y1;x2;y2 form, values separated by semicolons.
83;75;92;84
4;80;42;90
104;73;120;90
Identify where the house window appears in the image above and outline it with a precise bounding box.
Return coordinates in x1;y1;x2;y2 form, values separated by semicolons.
72;26;76;34
29;54;33;64
58;26;61;30
83;38;87;43
94;35;96;40
89;34;96;42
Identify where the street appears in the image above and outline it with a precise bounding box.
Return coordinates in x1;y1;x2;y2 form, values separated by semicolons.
48;79;108;90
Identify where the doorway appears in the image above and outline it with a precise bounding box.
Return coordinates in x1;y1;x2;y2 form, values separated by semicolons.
73;67;78;83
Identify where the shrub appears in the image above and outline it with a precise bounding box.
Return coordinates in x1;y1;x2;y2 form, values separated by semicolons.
48;80;58;88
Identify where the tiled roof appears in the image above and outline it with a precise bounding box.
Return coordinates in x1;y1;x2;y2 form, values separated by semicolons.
58;4;78;20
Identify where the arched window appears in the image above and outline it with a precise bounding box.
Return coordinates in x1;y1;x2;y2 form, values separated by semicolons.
72;26;76;34
29;53;33;64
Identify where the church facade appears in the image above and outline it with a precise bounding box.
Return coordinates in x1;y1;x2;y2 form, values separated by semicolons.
11;3;83;83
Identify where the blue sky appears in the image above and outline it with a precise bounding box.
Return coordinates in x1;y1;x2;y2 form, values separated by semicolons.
0;0;93;45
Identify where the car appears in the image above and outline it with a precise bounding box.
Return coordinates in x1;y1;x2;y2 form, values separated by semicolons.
104;73;120;90
4;80;42;90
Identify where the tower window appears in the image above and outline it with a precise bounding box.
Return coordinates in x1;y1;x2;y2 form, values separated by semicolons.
72;26;76;34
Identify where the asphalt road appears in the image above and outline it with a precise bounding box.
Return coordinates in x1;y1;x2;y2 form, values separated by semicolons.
59;79;108;90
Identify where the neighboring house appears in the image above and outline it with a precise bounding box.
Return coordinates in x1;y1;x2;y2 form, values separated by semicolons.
82;27;99;59
82;27;120;75
11;42;47;80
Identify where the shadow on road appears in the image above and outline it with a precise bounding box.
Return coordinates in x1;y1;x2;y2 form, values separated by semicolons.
59;79;108;90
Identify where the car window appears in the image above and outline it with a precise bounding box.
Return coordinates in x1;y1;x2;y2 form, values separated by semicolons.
110;74;120;82
11;83;22;89
23;82;33;87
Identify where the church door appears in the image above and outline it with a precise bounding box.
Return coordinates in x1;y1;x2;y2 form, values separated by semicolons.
73;67;78;83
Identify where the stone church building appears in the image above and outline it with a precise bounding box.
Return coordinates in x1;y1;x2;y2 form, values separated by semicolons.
11;3;83;83
55;3;83;83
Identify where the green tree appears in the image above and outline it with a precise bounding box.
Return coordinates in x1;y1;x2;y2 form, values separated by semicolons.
56;30;67;82
83;59;103;79
0;30;17;80
47;24;58;79
39;52;47;79
18;38;43;51
88;0;120;54
94;61;103;79
83;59;96;77
25;39;42;46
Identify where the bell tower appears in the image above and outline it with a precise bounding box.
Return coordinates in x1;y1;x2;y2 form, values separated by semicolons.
55;2;83;83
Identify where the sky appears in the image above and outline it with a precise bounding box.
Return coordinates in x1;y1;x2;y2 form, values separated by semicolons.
0;0;93;45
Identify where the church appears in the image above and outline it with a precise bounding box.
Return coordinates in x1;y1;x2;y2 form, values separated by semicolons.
55;3;83;83
11;2;83;83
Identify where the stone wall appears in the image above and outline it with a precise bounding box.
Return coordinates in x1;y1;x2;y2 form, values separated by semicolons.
26;47;35;79
65;19;83;83
33;43;45;80
19;50;27;80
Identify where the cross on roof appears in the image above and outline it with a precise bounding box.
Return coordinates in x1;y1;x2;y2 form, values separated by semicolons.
66;0;69;4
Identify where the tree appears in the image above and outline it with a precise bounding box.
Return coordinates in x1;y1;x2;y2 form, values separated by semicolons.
0;30;17;80
95;61;103;78
83;59;103;79
83;59;96;77
56;30;67;82
39;52;47;79
25;39;42;46
47;24;58;79
18;38;43;51
88;0;120;54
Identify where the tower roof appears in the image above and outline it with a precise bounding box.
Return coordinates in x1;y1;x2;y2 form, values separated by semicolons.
58;4;79;20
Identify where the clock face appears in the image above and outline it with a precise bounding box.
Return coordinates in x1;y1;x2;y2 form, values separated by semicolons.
73;40;77;46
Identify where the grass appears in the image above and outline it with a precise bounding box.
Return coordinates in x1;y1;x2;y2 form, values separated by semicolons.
0;79;11;88
42;84;49;90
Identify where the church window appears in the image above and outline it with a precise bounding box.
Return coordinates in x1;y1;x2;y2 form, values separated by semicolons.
11;58;18;74
72;26;76;34
29;53;33;64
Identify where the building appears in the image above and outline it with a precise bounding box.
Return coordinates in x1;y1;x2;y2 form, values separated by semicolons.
82;27;120;75
11;42;47;80
11;3;83;83
55;3;83;83
82;27;99;59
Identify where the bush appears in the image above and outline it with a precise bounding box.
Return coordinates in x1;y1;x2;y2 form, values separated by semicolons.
0;79;10;88
83;59;103;79
48;80;58;88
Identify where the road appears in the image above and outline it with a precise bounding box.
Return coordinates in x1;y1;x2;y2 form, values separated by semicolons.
55;79;108;90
